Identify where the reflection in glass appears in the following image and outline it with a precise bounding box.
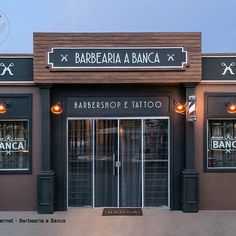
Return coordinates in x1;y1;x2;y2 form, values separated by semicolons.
68;120;92;207
0;120;29;170
95;120;118;207
68;118;169;208
208;120;236;168
119;120;142;207
144;119;168;207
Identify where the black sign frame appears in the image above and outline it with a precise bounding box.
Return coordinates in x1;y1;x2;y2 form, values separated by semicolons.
48;47;188;70
202;55;236;81
0;56;33;82
66;96;170;117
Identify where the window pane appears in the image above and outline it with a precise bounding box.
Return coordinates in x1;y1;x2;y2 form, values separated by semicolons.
95;120;118;207
144;119;168;207
119;119;142;207
208;120;236;168
68;120;93;207
0;120;29;170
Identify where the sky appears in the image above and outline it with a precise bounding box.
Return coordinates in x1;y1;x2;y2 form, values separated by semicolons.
1;0;236;53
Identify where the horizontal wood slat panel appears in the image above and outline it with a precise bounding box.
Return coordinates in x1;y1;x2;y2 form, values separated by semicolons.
34;32;201;84
34;39;202;44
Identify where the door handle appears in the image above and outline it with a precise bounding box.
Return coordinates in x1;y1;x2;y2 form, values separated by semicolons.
115;161;121;168
113;153;116;176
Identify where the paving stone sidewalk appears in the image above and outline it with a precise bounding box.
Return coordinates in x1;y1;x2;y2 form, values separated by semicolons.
0;209;235;236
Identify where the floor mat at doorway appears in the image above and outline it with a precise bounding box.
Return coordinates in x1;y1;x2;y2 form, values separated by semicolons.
102;208;143;216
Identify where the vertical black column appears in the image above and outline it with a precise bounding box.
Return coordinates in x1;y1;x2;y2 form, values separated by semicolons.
41;86;51;170
182;83;199;213
185;84;195;169
37;85;55;214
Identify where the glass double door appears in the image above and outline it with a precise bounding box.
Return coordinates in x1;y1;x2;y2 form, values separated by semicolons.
95;120;142;207
68;118;169;208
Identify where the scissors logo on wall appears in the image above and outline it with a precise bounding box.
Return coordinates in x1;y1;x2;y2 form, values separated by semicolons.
0;63;14;76
221;62;235;76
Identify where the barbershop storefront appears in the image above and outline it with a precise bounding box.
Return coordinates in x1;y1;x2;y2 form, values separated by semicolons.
54;87;179;210
0;32;236;213
66;97;169;208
